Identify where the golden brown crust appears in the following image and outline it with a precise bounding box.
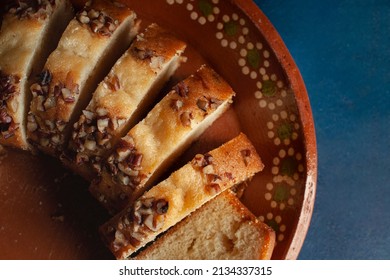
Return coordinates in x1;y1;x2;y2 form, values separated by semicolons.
27;0;138;156
89;65;235;213
0;0;73;149
62;23;186;181
258;221;276;260
99;133;264;259
134;191;275;260
131;23;187;64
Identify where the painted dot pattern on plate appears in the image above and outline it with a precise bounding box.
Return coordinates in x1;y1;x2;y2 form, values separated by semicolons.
165;0;306;250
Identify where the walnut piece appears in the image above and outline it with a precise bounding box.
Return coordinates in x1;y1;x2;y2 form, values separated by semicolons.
76;7;119;37
110;197;169;250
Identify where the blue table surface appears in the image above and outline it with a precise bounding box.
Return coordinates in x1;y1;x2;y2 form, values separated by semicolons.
254;0;390;259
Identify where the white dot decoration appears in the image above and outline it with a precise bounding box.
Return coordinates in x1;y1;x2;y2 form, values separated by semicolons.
242;66;250;75
266;111;301;146
190;11;198;20
250;71;257;79
258;214;286;244
198;17;206;25
238;58;246;67
259;100;267;108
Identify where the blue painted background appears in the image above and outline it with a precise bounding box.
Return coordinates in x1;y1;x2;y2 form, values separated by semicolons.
254;0;390;259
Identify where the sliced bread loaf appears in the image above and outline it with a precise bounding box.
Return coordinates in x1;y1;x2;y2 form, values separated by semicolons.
62;23;186;181
0;0;73;150
134;190;275;260
27;0;139;156
99;133;264;259
90;65;235;213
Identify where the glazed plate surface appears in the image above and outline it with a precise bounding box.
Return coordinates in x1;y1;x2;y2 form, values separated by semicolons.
0;0;317;260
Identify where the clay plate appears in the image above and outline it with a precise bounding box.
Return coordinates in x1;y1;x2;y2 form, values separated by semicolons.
0;0;317;260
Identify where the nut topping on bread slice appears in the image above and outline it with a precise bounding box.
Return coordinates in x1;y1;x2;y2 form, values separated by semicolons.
90;65;235;214
27;0;140;156
0;0;74;149
62;23;187;181
100;133;264;259
134;191;275;260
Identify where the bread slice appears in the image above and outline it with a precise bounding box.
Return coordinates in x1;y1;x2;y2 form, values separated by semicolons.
0;0;73;150
90;65;235;213
99;133;264;259
134;190;275;260
62;23;187;181
27;0;139;156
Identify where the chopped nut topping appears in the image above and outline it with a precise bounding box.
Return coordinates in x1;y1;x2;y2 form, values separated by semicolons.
206;173;222;184
31;70;79;112
84;139;97;151
104;136;146;191
7;0;55;20
205;183;221;195
191;153;213;168
240;149;252;166
43;96;56;110
155;199;169;215
133;46;155;60
82;110;95;121
109;197;169;250
202;164;215;175
61;87;74;103
55;120;66;132
231;183;247;199
76;153;89;164
173;81;189;97
224;172;233;180
190;152;222;195
170;99;183;111
196;98;209;112
0;71;20;137
0;111;12;125
27;113;38;132
210;97;223;109
96;107;108;117
76;7;119;37
104;75;120;91
180;111;193;127
150;56;165;71
97;118;109;133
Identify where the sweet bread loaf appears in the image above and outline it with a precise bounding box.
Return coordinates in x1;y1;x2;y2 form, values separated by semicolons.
27;0;139;156
63;23;186;181
134;190;275;260
0;0;73;150
90;65;235;213
99;133;264;259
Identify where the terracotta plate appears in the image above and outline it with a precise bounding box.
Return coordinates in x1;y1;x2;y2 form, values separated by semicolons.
0;0;317;260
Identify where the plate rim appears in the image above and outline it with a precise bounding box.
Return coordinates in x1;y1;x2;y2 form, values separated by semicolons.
233;0;318;259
